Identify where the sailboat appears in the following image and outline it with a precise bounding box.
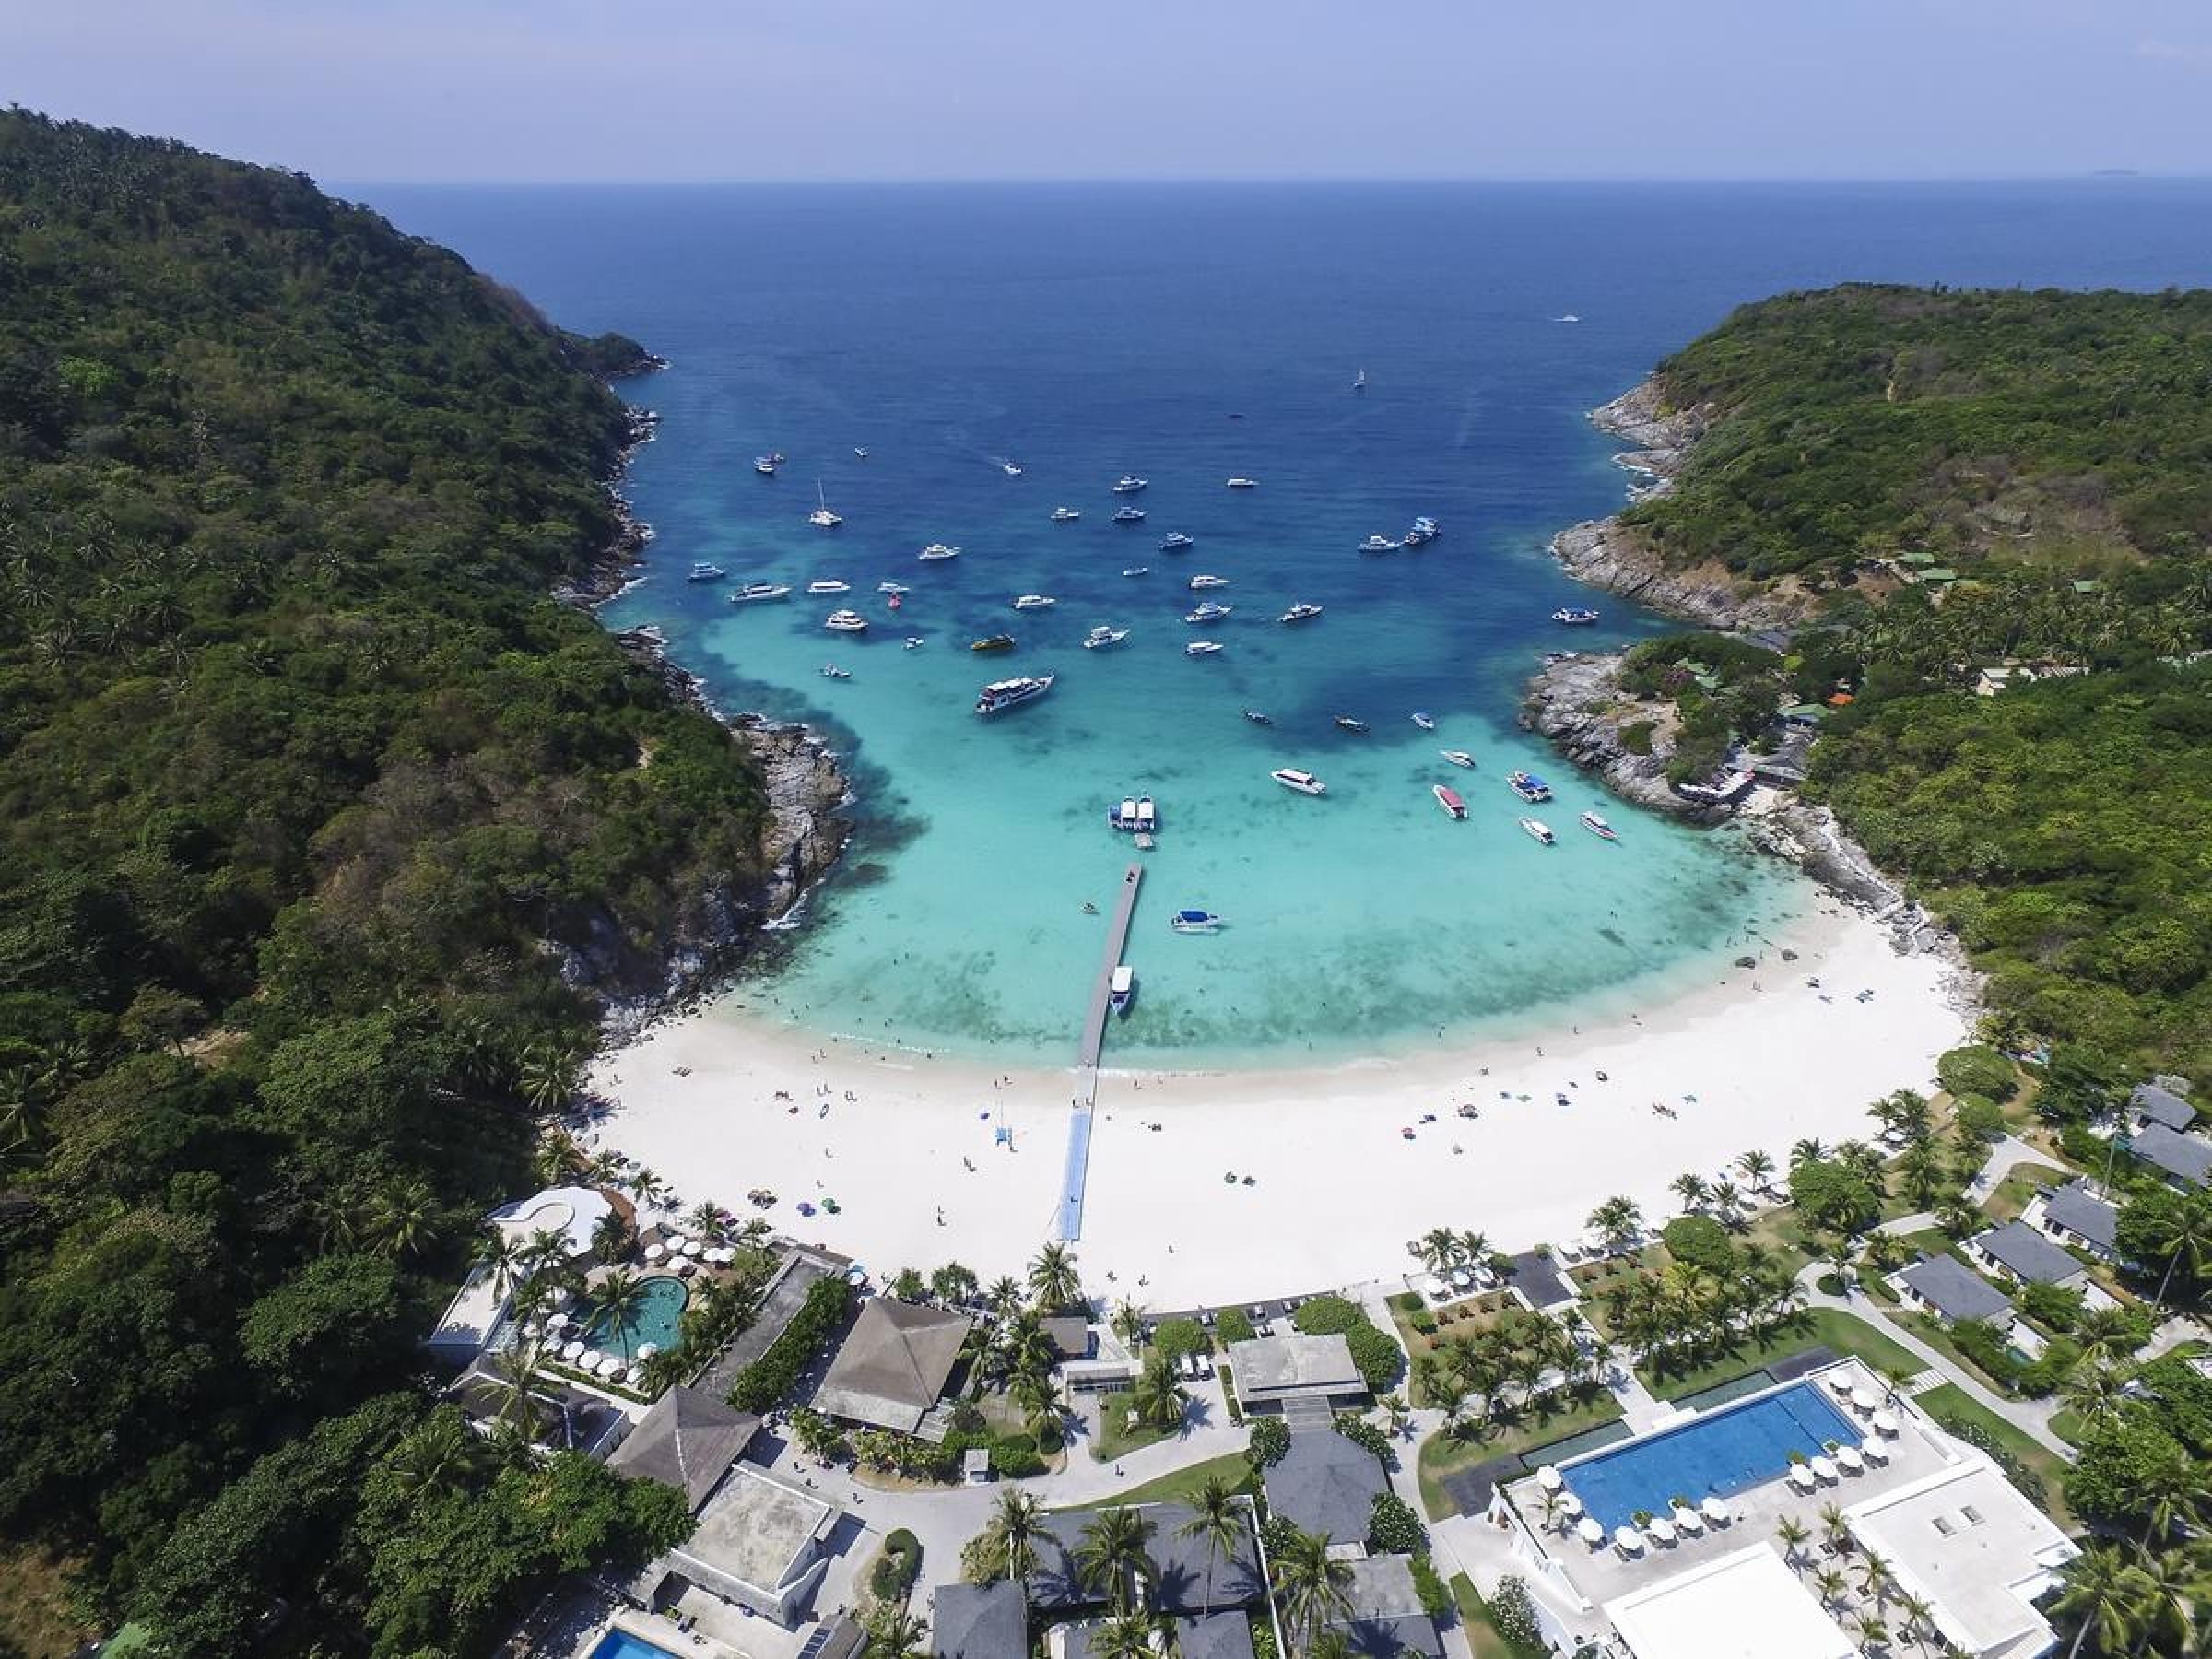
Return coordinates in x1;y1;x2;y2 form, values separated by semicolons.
808;482;841;529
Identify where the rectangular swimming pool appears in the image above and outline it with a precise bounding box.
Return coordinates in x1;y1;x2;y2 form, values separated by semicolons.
1561;1381;1861;1530
589;1629;686;1659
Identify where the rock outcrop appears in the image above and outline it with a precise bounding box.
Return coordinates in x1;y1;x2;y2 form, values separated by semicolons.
1518;653;1729;822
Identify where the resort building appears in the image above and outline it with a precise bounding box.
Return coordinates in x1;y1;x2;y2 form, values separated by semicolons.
605;1385;761;1509
1224;1333;1366;1413
1052;1615;1256;1659
1963;1220;2097;1295
1482;1359;2077;1659
1262;1429;1389;1555
1329;1555;1443;1659
632;1462;842;1629
2128;1081;2197;1135
931;1580;1029;1659
2023;1179;2123;1263
1041;1313;1094;1361
814;1296;974;1438
426;1183;621;1362
1890;1253;2013;1328
1029;1503;1263;1616
2129;1122;2212;1191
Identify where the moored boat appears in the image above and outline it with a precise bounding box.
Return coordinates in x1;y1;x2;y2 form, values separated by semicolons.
806;579;851;594
1271;768;1326;796
1507;769;1553;803
1334;714;1369;734
1404;515;1441;545
1189;574;1230;590
820;663;850;679
686;562;726;582
1439;749;1476;769
1121;567;1149;578
1160;532;1194;551
1519;817;1557;845
1411;711;1436;731
1001;459;1024;477
970;633;1016;653
853;446;870;458
823;609;869;633
1051;507;1081;523
808;481;841;528
1184;601;1232;624
1225;477;1258;489
1279;602;1324;623
1012;594;1057;610
919;542;961;561
1109;964;1135;1014
1084;625;1130;650
975;674;1056;715
1580;810;1620;841
877;581;910;594
1434;784;1467;819
1184;641;1223;657
754;454;782;477
1170;909;1222;933
1552;606;1600;625
1359;534;1400;554
1241;709;1274;725
1112;475;1148;494
1112;505;1147;523
904;636;925;649
731;581;792;604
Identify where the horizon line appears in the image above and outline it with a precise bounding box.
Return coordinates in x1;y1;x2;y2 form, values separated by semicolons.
334;171;2210;191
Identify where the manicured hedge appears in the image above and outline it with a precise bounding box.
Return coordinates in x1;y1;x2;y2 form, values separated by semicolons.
728;1277;853;1413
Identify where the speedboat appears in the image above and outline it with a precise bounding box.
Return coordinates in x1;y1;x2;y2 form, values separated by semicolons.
823;609;869;633
754;454;782;476
1404;516;1440;546
1112;505;1147;523
904;636;925;650
1434;784;1467;819
1279;602;1324;624
1334;715;1369;734
1411;712;1436;731
1109;965;1135;1015
1135;796;1157;832
1051;507;1081;523
1225;477;1258;489
1084;626;1130;650
1170;909;1222;934
1556;313;1581;324
1507;770;1554;803
808;482;841;528
919;543;961;561
1001;460;1024;477
1552;607;1601;625
807;579;851;594
1189;574;1230;590
686;562;726;582
1440;749;1476;769
731;581;792;604
1242;709;1274;725
970;633;1016;653
1184;641;1224;657
1184;601;1232;624
853;446;870;458
1359;535;1400;555
820;664;850;679
1520;817;1557;845
1112;797;1139;830
1581;810;1620;841
1160;532;1194;551
877;581;910;594
1271;768;1326;796
1112;475;1149;494
1012;594;1057;611
975;674;1056;715
1121;567;1149;578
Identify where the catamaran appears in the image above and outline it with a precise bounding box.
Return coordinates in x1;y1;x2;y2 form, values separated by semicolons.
1271;768;1327;796
808;482;841;528
1170;910;1222;933
975;674;1056;715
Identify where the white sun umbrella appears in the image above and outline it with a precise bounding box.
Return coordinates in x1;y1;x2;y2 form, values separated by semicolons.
643;1242;665;1262
1613;1525;1643;1555
664;1233;688;1253
1646;1515;1677;1546
1810;1455;1840;1483
1559;1490;1583;1518
1861;1438;1890;1465
1870;1409;1900;1437
1672;1504;1704;1535
1851;1383;1880;1413
1537;1465;1564;1491
1577;1516;1606;1547
682;1240;703;1259
636;1342;659;1360
1787;1463;1817;1492
561;1339;585;1361
1700;1495;1730;1524
1836;1444;1865;1474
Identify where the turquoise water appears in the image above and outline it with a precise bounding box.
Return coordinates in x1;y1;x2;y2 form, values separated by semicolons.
582;1274;688;1360
590;1633;684;1659
1563;1382;1863;1530
367;182;2212;1066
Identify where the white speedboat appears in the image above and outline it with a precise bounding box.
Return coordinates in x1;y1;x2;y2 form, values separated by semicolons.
1440;749;1476;769
1411;711;1436;731
1271;768;1327;796
1225;477;1258;489
1581;810;1620;841
1012;594;1057;611
1335;715;1370;734
1184;601;1232;624
731;581;792;604
1001;459;1024;477
1160;532;1194;551
686;562;726;582
1184;640;1223;657
1359;534;1400;555
1170;909;1222;934
1084;626;1130;650
824;609;869;633
1352;369;1367;393
1553;607;1601;625
820;663;850;679
853;446;870;458
877;581;910;594
1109;964;1135;1015
1112;505;1147;523
1189;574;1230;591
1279;602;1324;624
807;579;851;594
904;636;925;650
1112;475;1148;494
1051;507;1081;523
1405;515;1441;545
918;543;961;561
976;674;1056;715
808;482;841;528
754;453;783;476
1121;567;1149;578
1520;817;1557;845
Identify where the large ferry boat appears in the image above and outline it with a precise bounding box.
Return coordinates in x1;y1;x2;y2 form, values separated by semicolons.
1271;768;1327;796
1433;784;1467;819
730;581;792;604
975;674;1055;715
1507;770;1554;803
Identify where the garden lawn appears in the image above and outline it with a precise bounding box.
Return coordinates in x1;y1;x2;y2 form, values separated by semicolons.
1981;1164;2070;1224
1914;1383;2077;1532
1092;1393;1177;1463
1057;1451;1258;1512
1417;1392;1625;1519
1636;1309;1924;1401
1450;1573;1550;1659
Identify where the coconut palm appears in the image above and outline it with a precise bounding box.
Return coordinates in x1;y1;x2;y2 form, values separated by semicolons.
1736;1148;1777;1192
2147;1188;2212;1306
1011;1370;1066;1441
580;1147;626;1187
1812;1566;1849;1610
2061;1362;2130;1436
1112;1299;1147;1352
932;1262;980;1306
985;1276;1025;1321
365;1176;438;1260
1028;1241;1083;1312
1378;1393;1412;1440
474;1228;527;1296
1455;1229;1491;1270
591;1210;633;1264
1790;1137;1829;1169
1893;1591;1936;1651
1670;1172;1711;1213
1268;1526;1354;1658
863;1604;930;1659
684;1200;725;1242
1585;1196;1644;1253
1774;1515;1812;1571
1818;1501;1850;1553
2071;1306;2140;1369
1177;1475;1244;1610
1415;1228;1461;1275
994;1488;1044;1583
1089;1613;1162;1659
1077;1506;1158;1615
1128;1351;1191;1431
1848;1610;1889;1652
587;1269;647;1343
2051;1544;2149;1659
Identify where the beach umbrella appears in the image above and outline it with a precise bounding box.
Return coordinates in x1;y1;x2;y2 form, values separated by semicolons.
1700;1496;1729;1524
1559;1491;1583;1517
1850;1383;1879;1412
1870;1409;1900;1436
1862;1439;1889;1465
1836;1445;1865;1474
1809;1455;1839;1484
1787;1464;1816;1492
1646;1516;1676;1546
1577;1517;1605;1547
682;1240;702;1259
636;1343;659;1359
1672;1505;1703;1535
643;1242;665;1262
1613;1525;1642;1555
1536;1465;1563;1491
561;1340;585;1361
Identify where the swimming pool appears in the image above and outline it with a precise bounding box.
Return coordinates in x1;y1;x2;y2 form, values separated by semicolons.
582;1273;689;1360
589;1630;685;1659
1561;1382;1861;1530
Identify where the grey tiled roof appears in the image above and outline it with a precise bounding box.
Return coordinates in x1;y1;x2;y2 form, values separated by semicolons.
932;1581;1027;1659
1897;1253;2011;1324
2133;1124;2212;1187
2041;1181;2120;1253
1971;1220;2084;1286
2132;1083;2198;1131
1263;1430;1387;1547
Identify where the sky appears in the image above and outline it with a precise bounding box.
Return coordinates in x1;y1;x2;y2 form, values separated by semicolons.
9;0;2212;182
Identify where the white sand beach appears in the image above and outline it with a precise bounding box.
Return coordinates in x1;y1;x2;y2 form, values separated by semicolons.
586;899;1970;1309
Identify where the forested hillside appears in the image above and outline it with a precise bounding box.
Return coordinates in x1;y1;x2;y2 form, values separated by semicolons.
0;112;762;1653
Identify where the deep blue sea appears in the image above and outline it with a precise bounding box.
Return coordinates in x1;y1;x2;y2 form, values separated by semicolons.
368;181;2212;1065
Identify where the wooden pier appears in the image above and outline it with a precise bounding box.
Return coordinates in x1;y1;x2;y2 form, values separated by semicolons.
1060;862;1143;1241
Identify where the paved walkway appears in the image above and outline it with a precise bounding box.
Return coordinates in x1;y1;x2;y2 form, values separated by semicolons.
1970;1133;2065;1198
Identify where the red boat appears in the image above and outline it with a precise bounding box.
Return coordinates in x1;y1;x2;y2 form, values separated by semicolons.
1432;783;1467;820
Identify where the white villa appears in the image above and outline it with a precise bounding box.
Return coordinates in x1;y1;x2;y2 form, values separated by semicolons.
427;1183;618;1362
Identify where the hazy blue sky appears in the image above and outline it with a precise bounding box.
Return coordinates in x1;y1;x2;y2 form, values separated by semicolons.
12;0;2212;182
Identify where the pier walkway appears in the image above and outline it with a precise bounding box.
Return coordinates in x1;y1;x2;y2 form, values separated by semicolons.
1060;862;1142;1241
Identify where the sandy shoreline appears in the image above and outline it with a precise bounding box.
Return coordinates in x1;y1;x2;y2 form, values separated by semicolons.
585;896;1969;1309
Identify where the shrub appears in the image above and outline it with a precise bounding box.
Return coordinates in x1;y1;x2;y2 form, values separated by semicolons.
1618;720;1656;757
728;1277;852;1413
1218;1308;1256;1344
1953;1094;2006;1142
1815;1272;1847;1297
2056;1121;2108;1170
1367;1491;1429;1555
1788;1158;1879;1235
871;1530;922;1602
1488;1575;1542;1649
1946;1318;2025;1392
1153;1317;1208;1361
1247;1417;1289;1467
1410;1311;1439;1335
1292;1295;1364;1336
1333;1414;1391;1460
1936;1044;2018;1102
2015;1280;2084;1334
1346;1323;1406;1392
1660;1215;1735;1273
991;1437;1046;1478
1407;1552;1451;1620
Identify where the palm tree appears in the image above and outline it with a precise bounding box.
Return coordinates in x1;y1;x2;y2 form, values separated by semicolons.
588;1269;647;1343
365;1176;438;1260
1077;1506;1159;1615
2071;1306;2140;1370
863;1604;930;1659
1028;1241;1083;1312
1089;1613;1162;1659
1268;1527;1353;1658
1818;1501;1850;1554
1671;1172;1711;1213
1894;1592;1937;1651
1415;1228;1461;1275
383;1410;487;1505
1847;1610;1889;1652
684;1200;726;1242
580;1147;626;1187
994;1488;1044;1583
1455;1229;1491;1270
1177;1476;1244;1610
1736;1148;1777;1192
2051;1544;2149;1659
1128;1351;1191;1431
474;1228;526;1296
1812;1566;1849;1611
1378;1393;1412;1440
2147;1189;2212;1306
986;1276;1025;1321
932;1262;980;1306
1112;1300;1147;1352
1012;1370;1066;1441
1774;1515;1811;1571
1586;1196;1644;1253
516;1041;582;1113
2061;1362;2130;1436
1790;1137;1829;1169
